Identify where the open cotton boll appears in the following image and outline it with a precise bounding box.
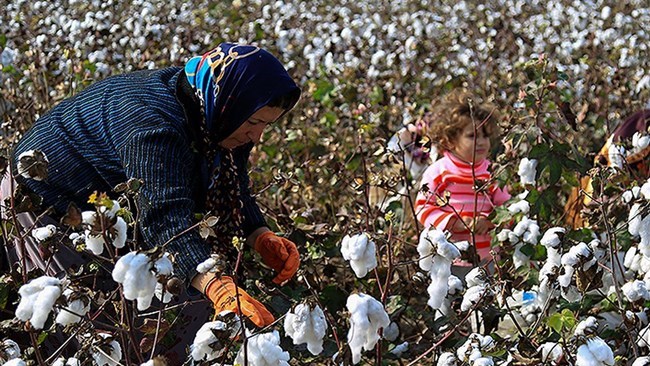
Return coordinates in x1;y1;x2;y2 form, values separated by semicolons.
191;318;241;361
92;333;122;366
461;284;488;312
139;361;154;366
575;317;598;336
473;358;494;366
633;357;650;366
608;144;625;169
112;251;169;311
541;227;565;248
15;276;62;329
641;180;650;200
623;280;650;302
576;337;615;366
52;358;80;366
538;342;563;364
31;224;57;242
234;330;290;366
418;228;460;271
427;257;453;310
629;204;643;236
346;293;390;364
465;268;486;288
390;341;408;357
85;233;105;255
437;352;458;366
456;334;494;364
196;257;218;273
513;244;529;269
1;339;20;360
3;360;26;366
623;190;635;203
518;158;538;185
340;233;377;278
284;303;328;355
507;200;530;214
112;217;127;249
154;283;173;303
56;288;90;326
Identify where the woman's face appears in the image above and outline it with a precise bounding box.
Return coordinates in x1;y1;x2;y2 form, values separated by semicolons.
218;106;285;149
450;123;491;163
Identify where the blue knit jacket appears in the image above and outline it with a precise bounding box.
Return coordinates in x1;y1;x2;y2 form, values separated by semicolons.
13;67;266;283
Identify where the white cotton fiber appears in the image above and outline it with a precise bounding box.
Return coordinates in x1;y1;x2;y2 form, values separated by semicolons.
15;276;62;329
340;233;377;278
234;330;290;366
346;293;391;364
284;303;328;355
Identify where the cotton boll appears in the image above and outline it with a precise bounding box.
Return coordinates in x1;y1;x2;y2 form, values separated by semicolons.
85;234;105;255
154;254;173;276
15;276;62;329
623;190;635;203
538;342;563;364
92;333;122;366
340;233;377;278
3;360;26;366
622;280;650;302
234;330;290;366
154;283;172;303
31;224;57;242
448;275;463;295
52;358;80;366
465;268;486;287
56;289;90;326
112;217;127;249
608;144;625;169
575;316;598;336
347;293;390;364
461;284;488;312
473;358;494;366
582;337;614;365
632;356;650;366
507;200;530;214
112;251;169;311
196;257;217;273
1;339;20;360
540;227;565;248
518;158;538;185
383;321;399;342
390;341;408;357
641;180;650;200
284;303;328;355
513;244;530;269
437;352;458;366
629;203;643;236
191;319;241;361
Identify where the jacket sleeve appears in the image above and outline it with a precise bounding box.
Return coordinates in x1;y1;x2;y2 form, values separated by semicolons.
415;163;455;231
232;143;267;236
118;126;209;284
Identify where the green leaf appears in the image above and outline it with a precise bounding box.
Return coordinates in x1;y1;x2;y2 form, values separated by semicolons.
548;160;562;186
0;34;6;48
312;79;334;102
0;283;8;310
548;313;563;334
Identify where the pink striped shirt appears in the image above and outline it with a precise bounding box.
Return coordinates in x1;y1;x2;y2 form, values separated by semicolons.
415;151;510;249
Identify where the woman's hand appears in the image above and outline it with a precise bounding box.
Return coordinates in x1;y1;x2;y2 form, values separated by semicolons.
253;231;300;285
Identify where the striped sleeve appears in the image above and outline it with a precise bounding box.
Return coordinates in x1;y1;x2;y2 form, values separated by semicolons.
233;143;267;236
119;127;209;283
490;184;511;206
415;163;455;231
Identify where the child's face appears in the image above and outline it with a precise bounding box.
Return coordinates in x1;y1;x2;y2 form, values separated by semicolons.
450;123;491;163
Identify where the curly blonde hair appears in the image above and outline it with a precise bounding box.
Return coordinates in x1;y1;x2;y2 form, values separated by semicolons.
427;90;500;151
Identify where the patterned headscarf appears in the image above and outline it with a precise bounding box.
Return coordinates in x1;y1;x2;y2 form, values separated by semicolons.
184;43;300;253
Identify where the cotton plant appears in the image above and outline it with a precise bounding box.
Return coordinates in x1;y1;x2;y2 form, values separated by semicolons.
15;276;64;329
78;199;128;255
340;233;377;278
607;144;626;169
574;317;615;366
517;158;538;185
417;227;462;310
633;357;650;366
346;293;391;364
456;333;496;366
92;333;122;366
55;288;90;326
284;302;328;355
111;250;173;311
190;312;242;362
436;275;463;319
234;330;290;366
535;227;566;309
557;240;605;302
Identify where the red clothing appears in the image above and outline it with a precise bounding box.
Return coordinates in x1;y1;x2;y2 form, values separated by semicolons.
416;151;510;249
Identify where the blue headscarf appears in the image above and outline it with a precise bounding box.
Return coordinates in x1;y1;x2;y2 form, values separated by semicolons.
184;43;300;143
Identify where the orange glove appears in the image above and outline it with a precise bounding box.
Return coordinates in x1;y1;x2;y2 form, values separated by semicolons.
254;231;300;285
205;276;275;328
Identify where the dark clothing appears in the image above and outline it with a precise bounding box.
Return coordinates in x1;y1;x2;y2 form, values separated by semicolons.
13;67;266;282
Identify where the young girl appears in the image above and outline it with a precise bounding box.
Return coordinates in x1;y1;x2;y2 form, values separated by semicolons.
415;90;510;263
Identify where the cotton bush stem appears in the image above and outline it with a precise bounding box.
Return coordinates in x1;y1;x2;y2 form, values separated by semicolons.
407;290;490;366
397;144;420;231
358;134;372;231
232;247;248;366
150;283;167;359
